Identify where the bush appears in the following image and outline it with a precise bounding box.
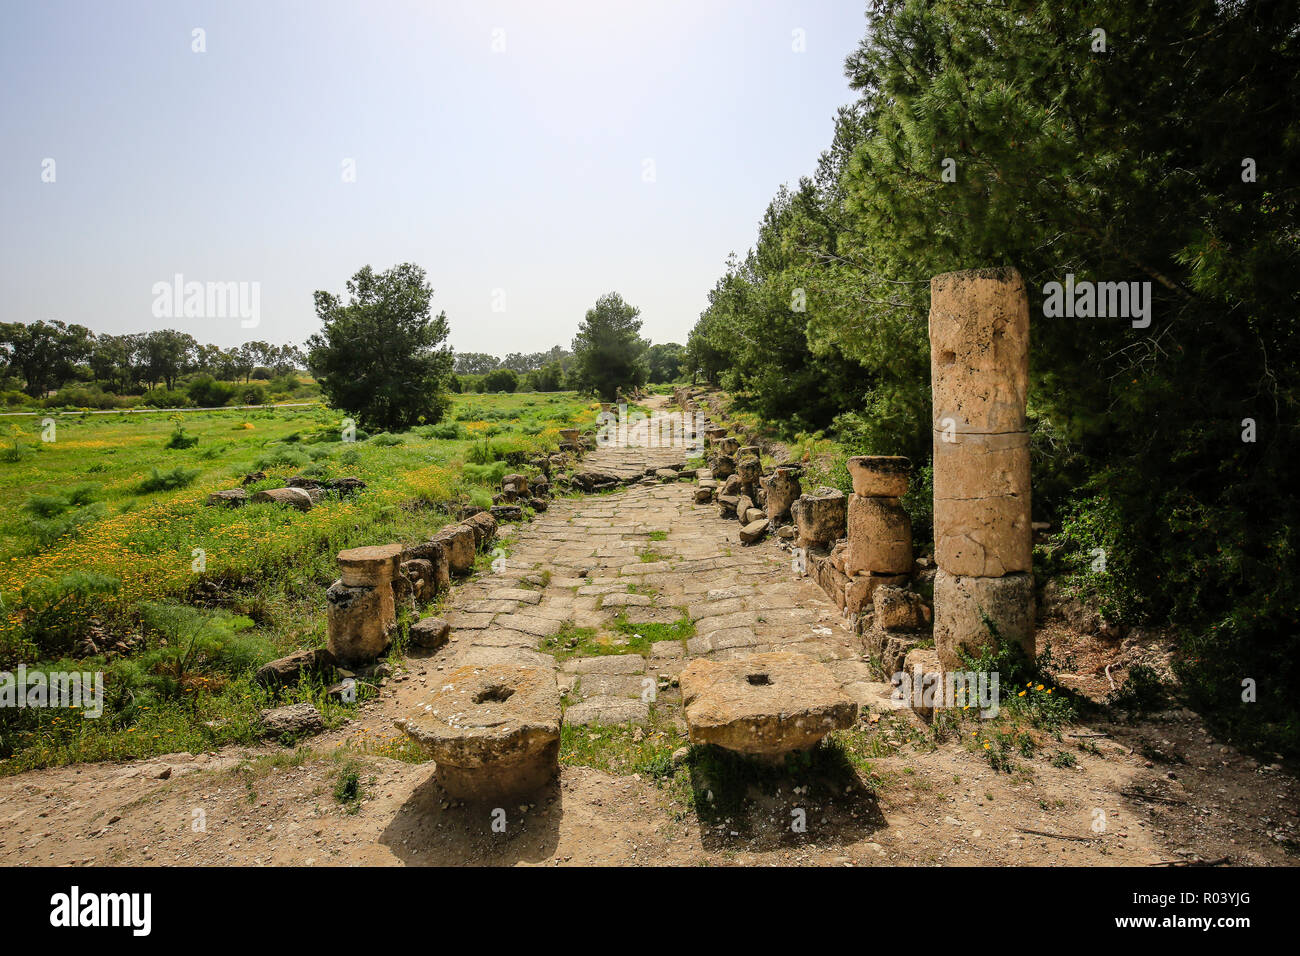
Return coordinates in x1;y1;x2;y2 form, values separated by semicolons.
367;432;405;446
254;447;310;470
43;386;129;410
165;417;199;450
5;572;121;660
482;368;520;393
21;485;106;549
136;466;201;493
462;461;507;485
238;384;267;405
187;375;236;407
140;389;191;409
134;602;262;699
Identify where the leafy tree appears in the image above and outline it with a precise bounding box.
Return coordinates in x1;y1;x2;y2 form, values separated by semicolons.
481;367;520;393
141;330;197;391
646;342;686;383
454;352;500;375
570;293;648;401
687;0;1300;752
306;263;455;431
528;360;566;392
0;320;93;396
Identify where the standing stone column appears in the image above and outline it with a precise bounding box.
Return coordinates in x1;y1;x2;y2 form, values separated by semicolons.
929;268;1034;669
842;456;913;614
327;544;402;666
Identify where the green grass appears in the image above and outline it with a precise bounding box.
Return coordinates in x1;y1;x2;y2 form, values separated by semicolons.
0;391;597;773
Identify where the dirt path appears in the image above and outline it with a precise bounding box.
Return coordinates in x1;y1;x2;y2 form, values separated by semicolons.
1;396;1295;866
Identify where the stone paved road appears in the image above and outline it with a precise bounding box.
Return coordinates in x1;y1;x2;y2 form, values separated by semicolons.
394;395;895;734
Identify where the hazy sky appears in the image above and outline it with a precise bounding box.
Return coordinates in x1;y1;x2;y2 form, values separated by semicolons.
0;0;867;354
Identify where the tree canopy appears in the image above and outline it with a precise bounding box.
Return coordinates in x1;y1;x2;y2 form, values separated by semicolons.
570;292;649;402
306;263;455;431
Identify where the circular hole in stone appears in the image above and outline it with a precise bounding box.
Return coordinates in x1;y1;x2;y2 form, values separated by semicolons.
474;684;516;704
746;673;772;686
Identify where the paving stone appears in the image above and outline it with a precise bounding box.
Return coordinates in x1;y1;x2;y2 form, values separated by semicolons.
561;655;648;675
600;592;653;608
575;673;649;698
494;614;564;638
563;697;651;727
487;588;543;604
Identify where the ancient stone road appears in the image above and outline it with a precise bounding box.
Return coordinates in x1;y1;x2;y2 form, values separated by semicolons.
388;395;897;738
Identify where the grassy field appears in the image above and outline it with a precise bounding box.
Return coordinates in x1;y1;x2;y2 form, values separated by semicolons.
0;392;596;774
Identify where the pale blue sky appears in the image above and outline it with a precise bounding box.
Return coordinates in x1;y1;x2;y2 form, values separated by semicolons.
0;0;867;354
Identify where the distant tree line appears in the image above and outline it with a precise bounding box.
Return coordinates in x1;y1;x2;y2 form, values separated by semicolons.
454;329;686;397
0;320;304;401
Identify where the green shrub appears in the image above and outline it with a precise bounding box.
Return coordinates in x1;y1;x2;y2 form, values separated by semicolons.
4;572;121;661
136;466;201;493
462;461;507;485
164;417;199;450
254;447;310;470
187;376;236;407
140;389;191;409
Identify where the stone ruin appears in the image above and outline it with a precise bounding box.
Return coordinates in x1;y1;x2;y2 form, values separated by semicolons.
679;651;857;763
929;268;1034;669
325;509;501;667
207;474;368;512
327;544;403;667
397;664;561;800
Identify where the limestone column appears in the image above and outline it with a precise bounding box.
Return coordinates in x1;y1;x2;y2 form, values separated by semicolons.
929;268;1034;669
327;544;402;666
842;456;913;615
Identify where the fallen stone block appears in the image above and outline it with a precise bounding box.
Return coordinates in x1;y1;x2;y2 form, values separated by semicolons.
409;616;451;650
398;665;561;801
403;539;450;594
735;494;754;524
490;504;524;522
763;466;802;522
396;558;435;603
717;494;740;518
254;648;334;689
873;585;931;632
843;572;910;614
739;518;769;544
252;487;314;511
258;702;325;738
792;487;847;550
463;509;499;549
679;651;857;761
432;524;476;574
328;476;367;497
206;488;248;508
